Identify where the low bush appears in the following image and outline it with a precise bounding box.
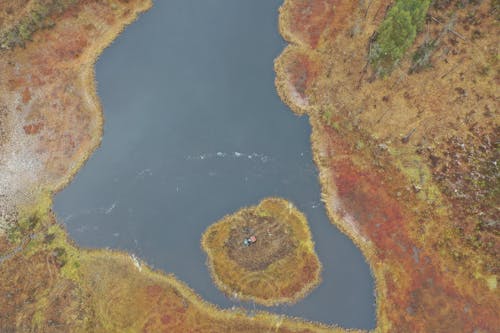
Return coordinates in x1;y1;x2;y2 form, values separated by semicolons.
0;0;76;50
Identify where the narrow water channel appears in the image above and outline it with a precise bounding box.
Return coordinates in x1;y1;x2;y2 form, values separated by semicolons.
54;0;375;328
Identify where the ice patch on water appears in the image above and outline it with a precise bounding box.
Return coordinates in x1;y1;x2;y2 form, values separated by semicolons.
61;213;75;223
310;201;321;209
186;151;271;163
104;201;117;215
137;168;153;177
75;225;88;233
60;200;118;228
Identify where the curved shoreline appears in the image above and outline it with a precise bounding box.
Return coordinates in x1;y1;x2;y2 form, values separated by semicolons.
81;247;354;333
201;197;323;307
273;17;381;333
0;1;370;331
50;1;152;194
32;0;356;330
273;0;499;331
5;0;497;331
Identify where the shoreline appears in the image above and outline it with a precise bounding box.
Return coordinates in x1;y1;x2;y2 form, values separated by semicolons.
0;0;373;331
200;197;323;307
273;27;381;333
49;0;152;195
81;247;355;333
273;0;499;331
7;0;497;330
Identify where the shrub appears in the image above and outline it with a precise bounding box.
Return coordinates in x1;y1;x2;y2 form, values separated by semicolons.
0;0;76;50
410;38;438;73
370;0;431;76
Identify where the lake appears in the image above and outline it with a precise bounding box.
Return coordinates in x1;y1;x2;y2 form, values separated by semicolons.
54;0;375;329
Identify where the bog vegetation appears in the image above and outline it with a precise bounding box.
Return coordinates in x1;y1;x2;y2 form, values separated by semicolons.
0;0;77;50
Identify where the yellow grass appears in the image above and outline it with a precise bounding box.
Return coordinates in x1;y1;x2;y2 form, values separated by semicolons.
201;197;322;306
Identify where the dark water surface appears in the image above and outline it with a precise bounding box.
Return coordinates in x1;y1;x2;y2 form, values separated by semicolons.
54;0;375;328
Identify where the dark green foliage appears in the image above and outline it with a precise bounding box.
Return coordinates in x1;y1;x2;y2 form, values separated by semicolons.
53;247;68;267
44;233;56;244
491;0;500;21
369;0;431;76
410;38;438;73
7;214;40;244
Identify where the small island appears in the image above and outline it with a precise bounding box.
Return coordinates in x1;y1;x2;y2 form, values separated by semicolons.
201;197;322;306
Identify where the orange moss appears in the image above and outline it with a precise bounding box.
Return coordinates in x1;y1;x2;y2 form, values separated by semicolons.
23;122;44;135
274;46;321;115
21;87;31;103
279;0;356;49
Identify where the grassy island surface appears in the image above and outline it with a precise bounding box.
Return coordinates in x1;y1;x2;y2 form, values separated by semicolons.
201;197;322;306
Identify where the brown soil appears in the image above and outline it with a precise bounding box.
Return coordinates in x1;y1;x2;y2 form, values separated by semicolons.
225;209;297;271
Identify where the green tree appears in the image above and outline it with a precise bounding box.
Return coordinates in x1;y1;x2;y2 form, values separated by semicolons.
370;0;431;76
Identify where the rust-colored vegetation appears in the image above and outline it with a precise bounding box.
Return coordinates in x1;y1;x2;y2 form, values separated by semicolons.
201;197;322;306
0;0;152;216
1;0;498;332
0;200;350;333
275;0;499;331
278;0;357;49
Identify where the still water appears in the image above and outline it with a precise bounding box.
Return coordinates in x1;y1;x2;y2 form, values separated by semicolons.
54;0;375;329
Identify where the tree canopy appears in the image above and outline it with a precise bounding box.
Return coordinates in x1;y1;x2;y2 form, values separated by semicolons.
370;0;431;76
